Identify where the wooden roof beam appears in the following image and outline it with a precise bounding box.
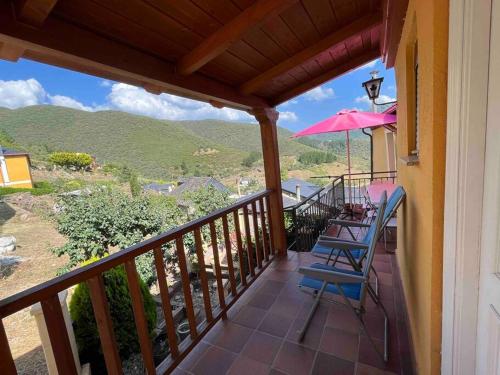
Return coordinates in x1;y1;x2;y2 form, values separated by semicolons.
269;49;380;106
177;0;299;76
14;0;58;27
240;12;382;95
0;42;24;61
0;5;269;111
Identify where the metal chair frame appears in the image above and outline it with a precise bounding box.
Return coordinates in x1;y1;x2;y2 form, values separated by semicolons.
297;192;389;362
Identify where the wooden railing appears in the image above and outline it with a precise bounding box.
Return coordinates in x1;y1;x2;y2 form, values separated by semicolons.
0;190;275;375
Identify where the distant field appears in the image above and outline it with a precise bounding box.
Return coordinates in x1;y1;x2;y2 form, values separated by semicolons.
0;106;319;179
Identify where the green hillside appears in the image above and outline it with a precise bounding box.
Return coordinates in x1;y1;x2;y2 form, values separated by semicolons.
177;119;320;156
0;105;317;179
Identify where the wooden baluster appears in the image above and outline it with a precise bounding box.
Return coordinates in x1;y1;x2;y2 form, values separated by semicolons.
124;261;156;375
232;210;247;286
175;238;198;339
193;228;213;322
153;247;180;358
221;215;237;296
209;221;227;316
251;201;262;269
87;275;123;375
242;204;255;276
259;198;270;261
0;320;16;374
41;294;78;375
265;195;275;255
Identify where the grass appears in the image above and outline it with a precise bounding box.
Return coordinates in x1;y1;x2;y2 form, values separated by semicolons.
0;181;55;197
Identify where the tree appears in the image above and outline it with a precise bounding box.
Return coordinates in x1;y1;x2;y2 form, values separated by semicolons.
180;160;189;175
70;258;156;372
242;151;261;168
186;185;232;218
298;151;337;165
52;188;183;283
183;185;233;249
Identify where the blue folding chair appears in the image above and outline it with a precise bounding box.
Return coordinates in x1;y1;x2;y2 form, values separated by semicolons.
297;191;389;362
311;186;406;265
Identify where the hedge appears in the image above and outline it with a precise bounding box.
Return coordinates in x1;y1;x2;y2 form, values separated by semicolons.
49;152;93;170
69;258;157;372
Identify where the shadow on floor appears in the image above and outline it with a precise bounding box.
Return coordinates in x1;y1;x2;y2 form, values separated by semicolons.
14;345;48;375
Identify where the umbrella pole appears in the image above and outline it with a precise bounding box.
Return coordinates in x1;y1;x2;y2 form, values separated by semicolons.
346;130;352;207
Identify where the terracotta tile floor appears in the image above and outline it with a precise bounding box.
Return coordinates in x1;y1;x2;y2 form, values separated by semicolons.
177;233;414;375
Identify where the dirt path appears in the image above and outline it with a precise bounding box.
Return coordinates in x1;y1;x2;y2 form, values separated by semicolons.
0;195;68;374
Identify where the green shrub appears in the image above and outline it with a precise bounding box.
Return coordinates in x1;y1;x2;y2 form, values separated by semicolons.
241;151;261;168
32;181;56;195
298;151;336;165
53;188;184;283
49;152;93;170
69;258;157;371
61;179;86;192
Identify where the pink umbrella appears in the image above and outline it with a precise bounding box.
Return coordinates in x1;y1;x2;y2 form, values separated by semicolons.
293;109;397;204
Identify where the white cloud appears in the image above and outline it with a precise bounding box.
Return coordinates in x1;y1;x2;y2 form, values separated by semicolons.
106;83;253;122
0;78;98;112
279;111;298;122
100;80;112;87
355;94;396;109
302;86;335;101
0;79;279;123
48;95;93;111
0;79;46;109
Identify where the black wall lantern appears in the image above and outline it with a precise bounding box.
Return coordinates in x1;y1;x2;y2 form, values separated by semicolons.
361;70;384;100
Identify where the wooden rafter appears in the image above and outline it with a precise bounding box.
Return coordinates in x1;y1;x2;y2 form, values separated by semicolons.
240;12;382;95
0;5;269;110
269;49;380;106
381;0;409;67
0;42;24;61
14;0;58;27
176;0;298;76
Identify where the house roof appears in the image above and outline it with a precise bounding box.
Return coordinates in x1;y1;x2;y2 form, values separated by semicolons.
383;103;397;114
0;146;28;157
143;182;174;192
237;193;299;212
0;0;408;111
169;177;230;198
281;178;321;199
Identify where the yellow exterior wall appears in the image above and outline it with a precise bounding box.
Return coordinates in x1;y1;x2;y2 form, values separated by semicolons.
372;127;388;171
394;0;448;373
0;155;33;188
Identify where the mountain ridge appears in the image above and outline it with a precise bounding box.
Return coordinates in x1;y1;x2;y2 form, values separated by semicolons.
0;105;319;179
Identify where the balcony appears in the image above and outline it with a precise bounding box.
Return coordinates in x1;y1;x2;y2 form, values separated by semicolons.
0;173;413;375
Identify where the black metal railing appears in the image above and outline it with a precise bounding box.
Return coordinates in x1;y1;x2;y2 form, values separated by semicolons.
285;171;396;252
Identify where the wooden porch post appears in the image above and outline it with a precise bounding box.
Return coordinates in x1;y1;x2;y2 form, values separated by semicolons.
251;107;287;256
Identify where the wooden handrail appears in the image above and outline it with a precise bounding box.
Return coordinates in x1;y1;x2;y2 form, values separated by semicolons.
1;188;276;375
0;189;272;318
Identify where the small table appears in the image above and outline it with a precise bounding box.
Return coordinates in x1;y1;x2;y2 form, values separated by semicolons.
367;182;397;205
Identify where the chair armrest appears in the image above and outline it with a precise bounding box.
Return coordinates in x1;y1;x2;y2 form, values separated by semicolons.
329;219;371;228
299;266;366;284
316;239;369;250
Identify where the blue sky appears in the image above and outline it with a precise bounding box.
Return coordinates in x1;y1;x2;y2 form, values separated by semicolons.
0;58;396;132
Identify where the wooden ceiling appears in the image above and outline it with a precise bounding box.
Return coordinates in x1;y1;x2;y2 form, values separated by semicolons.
0;0;406;111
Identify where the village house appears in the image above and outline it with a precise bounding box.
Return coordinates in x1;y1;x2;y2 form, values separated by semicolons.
0;146;33;189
